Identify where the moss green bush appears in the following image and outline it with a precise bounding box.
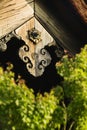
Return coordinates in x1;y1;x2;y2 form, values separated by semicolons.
0;65;62;130
56;44;87;130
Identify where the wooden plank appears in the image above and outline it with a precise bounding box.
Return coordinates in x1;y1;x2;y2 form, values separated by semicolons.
0;0;34;38
35;1;81;54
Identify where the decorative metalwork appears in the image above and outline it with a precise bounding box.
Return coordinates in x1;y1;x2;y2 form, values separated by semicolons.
19;45;51;77
19;44;33;67
28;28;42;44
18;23;64;77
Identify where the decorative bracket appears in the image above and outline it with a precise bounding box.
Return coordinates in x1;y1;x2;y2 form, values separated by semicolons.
28;28;42;44
0;17;64;77
15;18;53;77
19;44;51;77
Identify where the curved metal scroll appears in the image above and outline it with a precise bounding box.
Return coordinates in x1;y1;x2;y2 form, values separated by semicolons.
19;44;51;77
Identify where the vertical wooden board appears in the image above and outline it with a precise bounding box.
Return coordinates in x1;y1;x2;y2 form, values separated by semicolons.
0;0;34;38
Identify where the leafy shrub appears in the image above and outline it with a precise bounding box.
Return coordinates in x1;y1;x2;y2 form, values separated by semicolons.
56;44;87;130
1;44;87;130
0;65;62;130
0;66;35;130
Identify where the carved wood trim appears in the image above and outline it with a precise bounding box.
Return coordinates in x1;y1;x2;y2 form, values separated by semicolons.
70;0;87;23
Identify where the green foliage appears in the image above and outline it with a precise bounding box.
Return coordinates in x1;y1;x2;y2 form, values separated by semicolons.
56;44;87;130
1;44;87;130
0;66;35;130
0;65;61;130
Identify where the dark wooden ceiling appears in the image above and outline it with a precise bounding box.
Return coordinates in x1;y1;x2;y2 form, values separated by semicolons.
35;0;87;54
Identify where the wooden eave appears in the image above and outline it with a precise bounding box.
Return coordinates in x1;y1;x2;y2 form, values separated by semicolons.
35;0;87;54
0;0;87;55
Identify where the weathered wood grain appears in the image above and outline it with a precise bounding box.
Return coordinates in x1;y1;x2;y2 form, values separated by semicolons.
0;0;34;38
35;1;81;54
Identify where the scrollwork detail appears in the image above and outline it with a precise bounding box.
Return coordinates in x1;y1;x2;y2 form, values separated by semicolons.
26;62;33;69
19;44;52;77
38;64;44;71
40;59;48;67
23;44;29;52
23;56;30;63
40;48;46;55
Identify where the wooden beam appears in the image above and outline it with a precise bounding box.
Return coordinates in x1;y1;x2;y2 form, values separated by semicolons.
35;0;87;54
35;0;81;54
0;0;34;38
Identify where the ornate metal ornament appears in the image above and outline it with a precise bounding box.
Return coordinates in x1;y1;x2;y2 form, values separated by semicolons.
28;28;42;44
0;18;53;77
16;18;53;77
19;44;51;77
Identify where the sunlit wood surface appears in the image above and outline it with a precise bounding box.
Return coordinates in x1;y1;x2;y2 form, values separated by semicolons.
0;0;34;38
